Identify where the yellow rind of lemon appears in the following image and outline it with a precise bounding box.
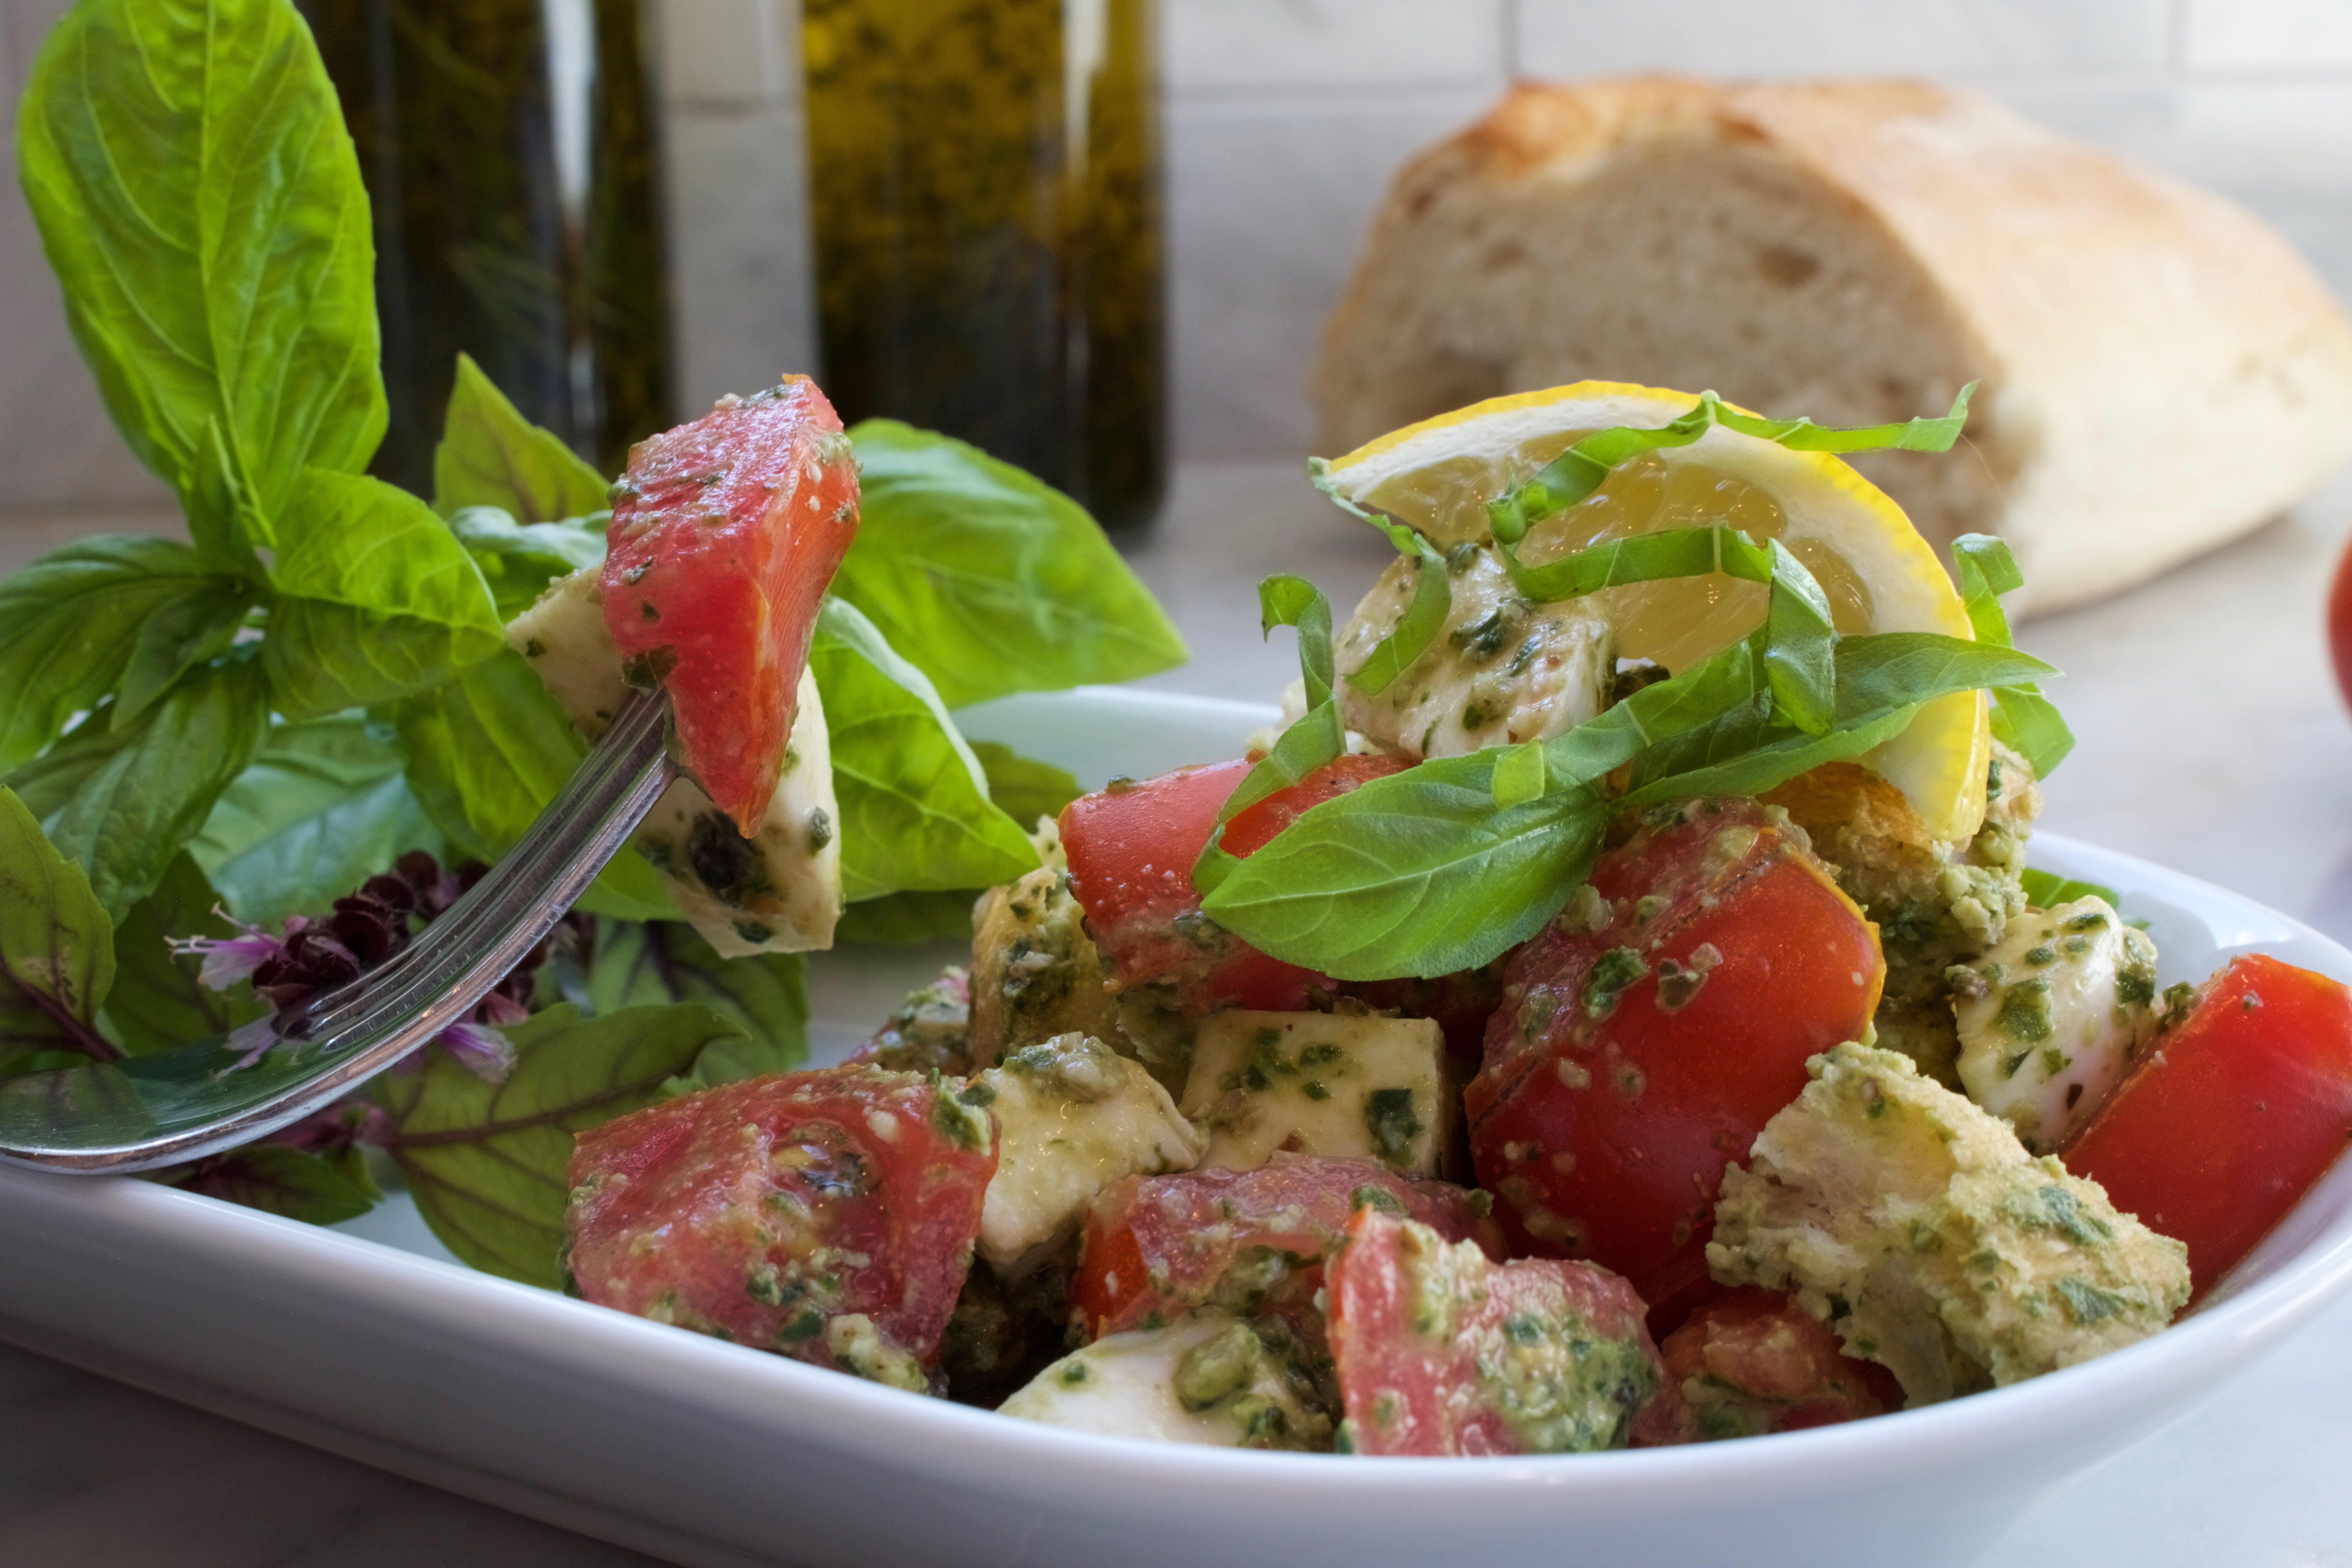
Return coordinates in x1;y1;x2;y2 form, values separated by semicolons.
1323;380;1990;845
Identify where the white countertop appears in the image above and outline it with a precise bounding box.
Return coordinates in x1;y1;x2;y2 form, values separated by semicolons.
5;458;2352;1567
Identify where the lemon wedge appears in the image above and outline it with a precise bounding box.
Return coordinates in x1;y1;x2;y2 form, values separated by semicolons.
1321;380;1990;844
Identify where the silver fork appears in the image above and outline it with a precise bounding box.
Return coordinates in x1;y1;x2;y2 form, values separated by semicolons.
0;691;679;1175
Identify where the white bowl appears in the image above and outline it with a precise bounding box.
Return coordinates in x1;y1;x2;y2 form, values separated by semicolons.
2;686;2348;1568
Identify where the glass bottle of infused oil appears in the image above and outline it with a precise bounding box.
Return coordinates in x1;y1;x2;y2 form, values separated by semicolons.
301;0;673;496
802;0;1164;535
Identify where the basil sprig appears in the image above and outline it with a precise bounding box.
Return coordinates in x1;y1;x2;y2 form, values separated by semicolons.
1953;534;2074;778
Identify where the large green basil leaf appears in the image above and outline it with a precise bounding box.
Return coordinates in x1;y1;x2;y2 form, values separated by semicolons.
0;786;116;1065
833;421;1187;708
448;507;608;621
391;650;679;921
191;716;444;922
433;352;612;522
0;536;249;770
16;0;381;561
103;852;267;1053
162;1140;380;1225
811;599;1039;901
6;660;271;922
581;920;808;1090
372;1002;737;1287
263;469;506;719
965;741;1081;832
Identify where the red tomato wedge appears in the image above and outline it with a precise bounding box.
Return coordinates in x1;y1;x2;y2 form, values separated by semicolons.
1467;799;1884;1321
1070;1151;1499;1342
2063;953;2352;1299
603;377;860;834
1658;1287;1898;1439
1059;753;1409;1011
564;1065;995;1384
1325;1207;1680;1455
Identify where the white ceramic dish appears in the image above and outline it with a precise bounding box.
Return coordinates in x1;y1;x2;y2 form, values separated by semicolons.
4;686;2350;1568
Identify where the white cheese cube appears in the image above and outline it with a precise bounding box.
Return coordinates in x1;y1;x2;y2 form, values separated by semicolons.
998;1312;1330;1450
1180;1010;1450;1177
972;1033;1205;1275
1951;897;2160;1153
1333;544;1613;759
507;566;842;955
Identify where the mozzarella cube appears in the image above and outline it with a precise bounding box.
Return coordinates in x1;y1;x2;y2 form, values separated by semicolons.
1333;544;1613;759
971;1033;1205;1275
508;566;842;955
1951;897;2160;1153
999;1311;1330;1450
1180;1010;1450;1177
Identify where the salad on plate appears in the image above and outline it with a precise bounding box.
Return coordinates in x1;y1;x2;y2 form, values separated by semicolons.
5;0;2352;1465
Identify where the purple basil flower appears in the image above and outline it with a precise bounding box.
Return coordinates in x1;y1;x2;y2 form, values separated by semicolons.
170;913;289;990
433;1020;517;1084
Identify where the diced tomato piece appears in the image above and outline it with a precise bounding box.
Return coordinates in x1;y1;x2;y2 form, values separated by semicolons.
603;376;860;833
1069;1151;1500;1343
565;1064;995;1385
1059;753;1408;1011
1325;1207;1679;1455
2063;953;2352;1299
1657;1287;1898;1439
1467;799;1884;1318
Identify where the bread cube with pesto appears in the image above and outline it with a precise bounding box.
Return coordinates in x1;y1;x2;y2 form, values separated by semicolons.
999;1310;1332;1450
508;565;842;956
1333;542;1614;759
1179;1009;1450;1177
1951;896;2160;1153
1707;1042;2190;1405
853;967;973;1077
969;1033;1206;1276
967;866;1114;1069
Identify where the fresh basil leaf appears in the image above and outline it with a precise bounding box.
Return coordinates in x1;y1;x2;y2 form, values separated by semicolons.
448;506;610;620
2020;867;2122;911
433;352;611;522
1192;578;1350;898
17;0;382;563
1486;385;1974;540
811;598;1039;900
0;537;250;770
1201;751;1608;980
389;651;680;921
160;1139;380;1225
581;920;808;1089
1952;535;2074;779
372;1002;737;1287
192;717;443;922
967;742;1081;830
1307;457;1451;694
102;852;268;1054
7;659;271;921
834;890;980;946
0;785;116;1058
832;420;1188;708
264;468;506;720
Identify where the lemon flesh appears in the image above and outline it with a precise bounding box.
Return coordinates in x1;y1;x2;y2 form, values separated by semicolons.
1324;381;1990;844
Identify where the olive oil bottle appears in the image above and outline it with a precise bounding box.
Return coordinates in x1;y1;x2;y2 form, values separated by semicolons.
803;0;1164;535
302;0;673;496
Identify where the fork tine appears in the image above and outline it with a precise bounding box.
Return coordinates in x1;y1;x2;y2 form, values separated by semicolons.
0;691;679;1174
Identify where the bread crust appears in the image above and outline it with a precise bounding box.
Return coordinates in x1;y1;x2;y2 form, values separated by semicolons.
1312;78;2352;614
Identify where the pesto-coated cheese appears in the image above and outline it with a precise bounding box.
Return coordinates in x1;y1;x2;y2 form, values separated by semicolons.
1951;896;2160;1152
969;1033;1205;1274
508;566;843;956
968;866;1113;1069
1180;1009;1450;1177
1707;1042;2189;1405
1332;544;1613;759
999;1310;1332;1450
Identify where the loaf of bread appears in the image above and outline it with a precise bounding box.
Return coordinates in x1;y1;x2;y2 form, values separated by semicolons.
1310;78;2352;615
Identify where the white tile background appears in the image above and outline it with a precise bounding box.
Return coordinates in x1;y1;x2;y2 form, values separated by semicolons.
3;0;2351;529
